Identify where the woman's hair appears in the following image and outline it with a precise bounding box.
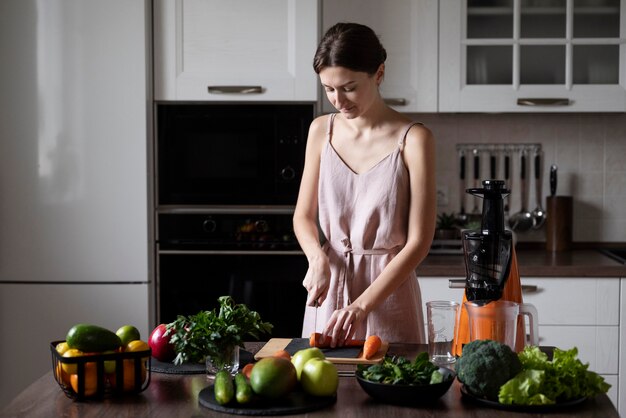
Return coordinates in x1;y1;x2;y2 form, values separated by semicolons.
313;22;387;75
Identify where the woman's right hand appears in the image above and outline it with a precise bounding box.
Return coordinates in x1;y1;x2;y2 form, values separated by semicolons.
303;253;331;307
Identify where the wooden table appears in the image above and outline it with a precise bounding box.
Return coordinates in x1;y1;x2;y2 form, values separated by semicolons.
1;343;618;418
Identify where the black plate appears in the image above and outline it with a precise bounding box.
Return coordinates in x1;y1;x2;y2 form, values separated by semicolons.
198;386;336;416
355;367;456;405
460;385;587;412
150;349;255;375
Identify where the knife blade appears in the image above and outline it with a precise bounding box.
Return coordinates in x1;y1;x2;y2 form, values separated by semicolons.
313;300;318;333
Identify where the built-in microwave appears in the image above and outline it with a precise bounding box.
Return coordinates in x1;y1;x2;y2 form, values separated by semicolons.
156;103;315;205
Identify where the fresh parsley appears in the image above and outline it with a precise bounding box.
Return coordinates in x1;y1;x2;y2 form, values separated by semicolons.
165;296;273;365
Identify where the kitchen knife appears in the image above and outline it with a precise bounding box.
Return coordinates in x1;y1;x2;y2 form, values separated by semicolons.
550;164;558;196
504;153;510;215
460;151;466;215
313;300;318;332
472;149;480;213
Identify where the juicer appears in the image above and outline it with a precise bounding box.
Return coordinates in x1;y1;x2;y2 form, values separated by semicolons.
462;179;513;303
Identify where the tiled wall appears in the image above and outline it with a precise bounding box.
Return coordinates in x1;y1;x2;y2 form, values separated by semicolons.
414;113;626;243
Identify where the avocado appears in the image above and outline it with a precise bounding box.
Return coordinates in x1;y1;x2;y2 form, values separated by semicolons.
66;324;122;352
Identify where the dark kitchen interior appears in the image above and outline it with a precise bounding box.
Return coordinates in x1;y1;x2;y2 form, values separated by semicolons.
155;103;315;337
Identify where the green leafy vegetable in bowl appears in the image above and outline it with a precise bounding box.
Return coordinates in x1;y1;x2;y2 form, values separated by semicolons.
498;346;611;405
357;352;446;385
166;296;273;365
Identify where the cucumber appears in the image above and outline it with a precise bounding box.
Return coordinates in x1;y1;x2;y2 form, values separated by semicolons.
234;372;253;404
214;370;234;405
66;324;122;352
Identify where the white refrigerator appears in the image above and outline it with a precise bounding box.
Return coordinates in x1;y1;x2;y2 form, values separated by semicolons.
0;0;151;407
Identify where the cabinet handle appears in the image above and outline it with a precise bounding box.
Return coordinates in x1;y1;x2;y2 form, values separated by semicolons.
207;85;264;94
448;279;466;289
517;98;570;107
521;284;538;293
384;98;407;106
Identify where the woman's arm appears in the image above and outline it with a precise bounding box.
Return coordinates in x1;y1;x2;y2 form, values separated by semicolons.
324;124;437;346
293;115;332;306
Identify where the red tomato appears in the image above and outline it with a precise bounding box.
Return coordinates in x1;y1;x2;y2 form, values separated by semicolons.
148;324;176;362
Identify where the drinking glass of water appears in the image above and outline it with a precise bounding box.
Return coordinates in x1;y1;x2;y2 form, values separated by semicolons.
426;300;460;365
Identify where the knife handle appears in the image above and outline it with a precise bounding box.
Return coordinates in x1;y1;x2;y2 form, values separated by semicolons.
550;164;558;196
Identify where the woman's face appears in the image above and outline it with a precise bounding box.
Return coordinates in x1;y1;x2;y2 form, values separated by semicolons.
319;66;382;119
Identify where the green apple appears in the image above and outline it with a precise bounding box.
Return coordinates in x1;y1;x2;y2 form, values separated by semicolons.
291;347;325;380
116;325;141;346
300;358;338;396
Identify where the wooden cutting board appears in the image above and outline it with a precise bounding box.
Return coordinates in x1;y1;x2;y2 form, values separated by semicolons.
254;338;388;364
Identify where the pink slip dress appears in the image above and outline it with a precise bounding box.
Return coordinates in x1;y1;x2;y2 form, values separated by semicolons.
301;114;426;344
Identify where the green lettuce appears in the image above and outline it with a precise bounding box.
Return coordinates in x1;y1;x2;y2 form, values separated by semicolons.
498;346;611;405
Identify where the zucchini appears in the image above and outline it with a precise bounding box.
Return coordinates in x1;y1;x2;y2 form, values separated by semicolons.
234;372;253;404
66;324;122;352
214;370;234;405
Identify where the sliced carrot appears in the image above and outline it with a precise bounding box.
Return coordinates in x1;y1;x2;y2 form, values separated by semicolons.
309;332;365;348
363;335;382;359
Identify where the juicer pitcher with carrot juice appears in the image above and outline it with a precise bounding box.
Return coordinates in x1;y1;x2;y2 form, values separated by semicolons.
452;180;538;356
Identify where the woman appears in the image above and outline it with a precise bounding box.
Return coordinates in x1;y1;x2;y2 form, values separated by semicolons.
293;22;436;347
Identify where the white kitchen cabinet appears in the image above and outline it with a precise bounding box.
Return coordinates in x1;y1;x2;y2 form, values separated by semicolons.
439;0;626;112
154;0;318;101
521;277;619;410
419;276;621;410
321;0;438;112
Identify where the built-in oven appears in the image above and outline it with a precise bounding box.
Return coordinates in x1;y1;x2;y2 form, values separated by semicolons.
156;207;308;337
154;103;315;337
156;103;314;205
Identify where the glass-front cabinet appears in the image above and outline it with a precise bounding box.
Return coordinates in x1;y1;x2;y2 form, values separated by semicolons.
439;0;626;111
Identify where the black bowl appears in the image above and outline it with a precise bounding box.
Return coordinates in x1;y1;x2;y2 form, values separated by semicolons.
355;367;456;405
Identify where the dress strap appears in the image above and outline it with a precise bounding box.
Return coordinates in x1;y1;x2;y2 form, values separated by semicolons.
398;121;424;150
326;113;337;143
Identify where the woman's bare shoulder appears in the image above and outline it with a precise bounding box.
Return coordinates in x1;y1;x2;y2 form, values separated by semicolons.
405;122;433;144
306;114;333;149
403;123;435;161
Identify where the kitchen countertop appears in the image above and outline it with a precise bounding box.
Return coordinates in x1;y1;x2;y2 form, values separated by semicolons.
0;343;618;418
418;249;626;277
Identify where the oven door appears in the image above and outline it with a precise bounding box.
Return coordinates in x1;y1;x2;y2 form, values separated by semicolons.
157;252;308;338
156;104;312;205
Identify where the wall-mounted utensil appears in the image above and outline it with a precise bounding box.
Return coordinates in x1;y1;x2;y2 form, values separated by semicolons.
457;150;468;225
504;152;510;218
531;150;546;229
490;151;497;179
472;149;480;214
508;150;533;231
550;164;557;196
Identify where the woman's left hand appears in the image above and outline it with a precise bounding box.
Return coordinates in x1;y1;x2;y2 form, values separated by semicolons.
323;304;366;348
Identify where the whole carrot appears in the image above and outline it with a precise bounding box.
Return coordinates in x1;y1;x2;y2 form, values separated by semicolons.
309;332;365;348
362;335;382;359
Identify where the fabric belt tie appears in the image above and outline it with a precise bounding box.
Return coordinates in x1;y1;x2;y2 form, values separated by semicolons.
326;238;400;310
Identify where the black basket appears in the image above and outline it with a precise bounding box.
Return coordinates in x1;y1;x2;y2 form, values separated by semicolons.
51;340;151;400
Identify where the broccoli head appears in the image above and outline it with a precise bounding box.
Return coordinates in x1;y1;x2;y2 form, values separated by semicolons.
456;339;522;400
